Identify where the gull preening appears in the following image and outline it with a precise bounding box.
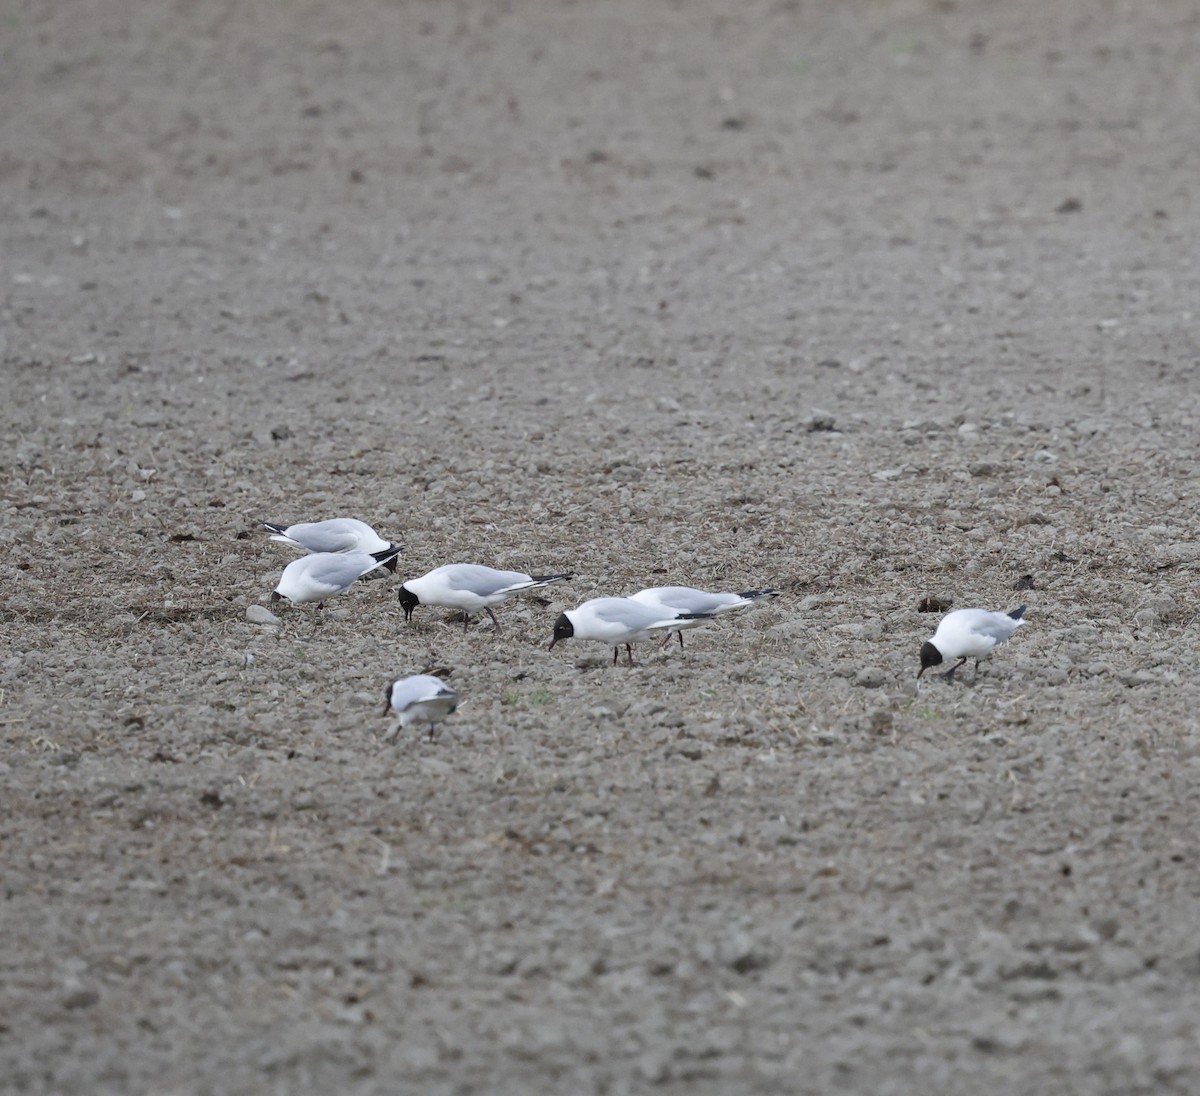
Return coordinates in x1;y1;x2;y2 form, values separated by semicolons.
918;605;1027;681
548;596;715;666
398;564;573;631
263;519;402;573
629;585;777;648
271;547;401;607
381;674;459;740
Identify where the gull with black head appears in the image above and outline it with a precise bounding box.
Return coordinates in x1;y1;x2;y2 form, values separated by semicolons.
549;596;715;666
918;605;1027;682
399;564;573;632
381;674;459;741
271;547;401;608
262;518;402;573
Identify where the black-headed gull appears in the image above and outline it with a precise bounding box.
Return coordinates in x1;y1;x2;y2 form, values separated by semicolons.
629;585;777;648
262;519;402;573
918;605;1027;681
548;596;714;666
381;674;459;740
271;547;401;607
398;564;572;631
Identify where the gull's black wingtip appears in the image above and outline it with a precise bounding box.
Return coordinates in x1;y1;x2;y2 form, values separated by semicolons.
1008;605;1028;620
262;521;287;534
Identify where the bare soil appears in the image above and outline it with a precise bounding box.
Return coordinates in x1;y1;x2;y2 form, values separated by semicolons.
4;2;1200;1093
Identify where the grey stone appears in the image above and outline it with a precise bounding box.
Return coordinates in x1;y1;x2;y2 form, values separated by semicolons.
854;666;888;688
62;985;100;1010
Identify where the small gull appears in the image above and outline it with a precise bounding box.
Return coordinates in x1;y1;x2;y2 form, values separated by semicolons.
548;596;714;666
262;519;402;573
918;605;1027;681
399;564;572;631
272;547;401;607
381;674;459;740
629;585;777;648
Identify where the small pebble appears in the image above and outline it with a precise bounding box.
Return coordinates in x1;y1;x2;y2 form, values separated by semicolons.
858;618;884;641
62;986;100;1010
246;605;282;626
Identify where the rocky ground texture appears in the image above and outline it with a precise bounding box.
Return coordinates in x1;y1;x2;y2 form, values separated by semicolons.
3;1;1200;1093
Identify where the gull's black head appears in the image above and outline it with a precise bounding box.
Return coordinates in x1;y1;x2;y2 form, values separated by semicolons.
381;682;395;717
548;612;574;650
270;591;285;604
917;640;942;678
398;585;420;622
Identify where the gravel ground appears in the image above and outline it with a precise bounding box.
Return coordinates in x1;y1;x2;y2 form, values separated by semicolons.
4;1;1200;1093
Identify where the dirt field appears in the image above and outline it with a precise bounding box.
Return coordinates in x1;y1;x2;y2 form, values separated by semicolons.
5;1;1200;1092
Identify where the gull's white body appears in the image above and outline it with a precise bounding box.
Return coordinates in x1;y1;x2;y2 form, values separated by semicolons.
549;596;712;665
273;550;395;605
382;674;459;740
403;565;566;611
562;597;688;644
264;518;395;557
920;605;1027;679
399;564;572;629
929;608;1024;659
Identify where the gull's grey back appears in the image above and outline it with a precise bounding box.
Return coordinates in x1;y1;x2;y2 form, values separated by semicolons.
392;674;457;710
308;551;377;585
957;607;1025;642
443;565;530;595
287;520;365;553
638;587;733;614
593;597;682;628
